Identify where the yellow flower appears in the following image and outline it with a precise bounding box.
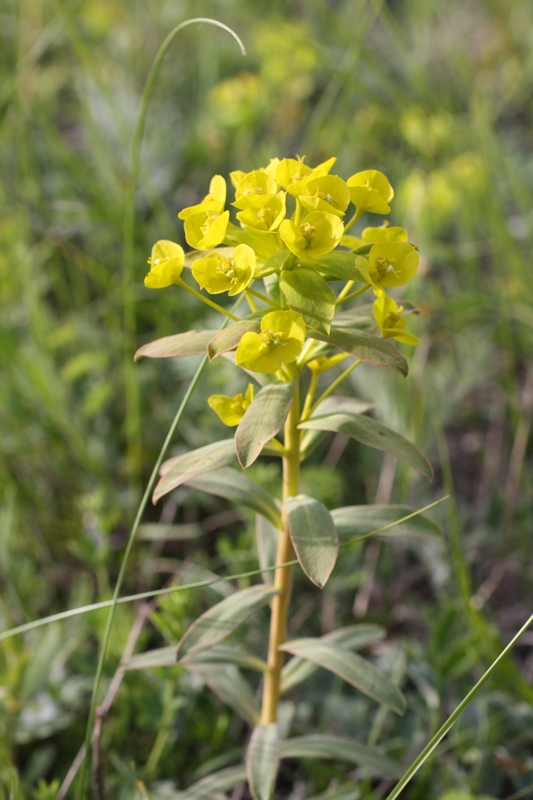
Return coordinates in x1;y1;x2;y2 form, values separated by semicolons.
144;240;184;288
235;310;306;373
234;170;278;202
288;175;351;218
347;170;394;215
276;156;336;189
342;223;408;249
184;209;230;250
191;244;255;296
208;383;255;426
177;175;226;220
234;192;287;232
356;242;419;288
373;293;419;345
279;211;344;259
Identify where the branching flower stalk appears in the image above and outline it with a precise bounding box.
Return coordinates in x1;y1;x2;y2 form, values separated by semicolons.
139;155;434;797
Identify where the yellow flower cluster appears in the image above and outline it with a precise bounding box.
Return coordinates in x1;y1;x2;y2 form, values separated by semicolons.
144;156;422;426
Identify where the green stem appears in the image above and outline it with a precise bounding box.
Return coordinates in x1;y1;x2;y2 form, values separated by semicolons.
343;207;362;232
301;371;319;420
261;373;301;724
306;359;362;418
177;279;240;320
121;18;245;488
336;282;371;305
247;286;276;307
337;279;355;302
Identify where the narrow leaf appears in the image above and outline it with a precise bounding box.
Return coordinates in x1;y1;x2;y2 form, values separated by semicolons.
332;505;440;539
256;515;280;585
285;495;339;588
173;766;247;800
186;467;281;528
280;734;401;777
186;644;268;672
154;440;236;503
281;625;385;693
134;330;216;361
299;411;433;480
304;783;361;800
280;268;336;334
208;319;261;360
123;646;176;671
309;327;408;376
235;382;294;468
311;396;374;417
246;724;280;800
186;663;260;726
279;639;406;714
177;584;279;660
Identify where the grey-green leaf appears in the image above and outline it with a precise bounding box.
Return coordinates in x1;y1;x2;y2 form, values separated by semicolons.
280;268;336;335
124;646;176;671
299;411;433;480
312;251;362;282
186;467;281;528
154;440;236;503
281;624;385;693
208;319;261;360
166;766;247;800
177;584;279;661
280;734;401;777
285;495;339;589
246;724;280;800
134;330;216;361
304;782;362;800
186;644;268;672
279;639;406;714
235;382;295;468
332;505;440;539
311;396;374;417
185;662;260;726
256;515;280;585
309;327;408;376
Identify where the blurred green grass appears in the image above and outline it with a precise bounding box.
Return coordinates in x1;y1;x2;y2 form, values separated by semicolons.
1;0;533;797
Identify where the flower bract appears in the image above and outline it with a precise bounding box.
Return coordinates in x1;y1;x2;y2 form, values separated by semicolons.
144;240;184;288
373;293;419;345
234;192;287;232
279;211;344;259
177;175;226;220
235;310;306;373
356;241;419;288
347;170;394;215
208;383;255;426
191;244;255;295
288;175;350;218
184;209;230;250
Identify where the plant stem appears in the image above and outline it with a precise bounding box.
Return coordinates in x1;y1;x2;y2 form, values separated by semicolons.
307;359;362;417
336;282;371;305
177;279;240;320
261;374;301;724
247;286;276;307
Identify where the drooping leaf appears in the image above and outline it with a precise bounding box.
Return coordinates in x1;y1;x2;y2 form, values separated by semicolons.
299;411;433;480
312;251;362;282
285;495;339;588
169;765;247;800
256;515;280;585
208;319;261;360
280;268;336;335
333;306;374;331
235;382;295;468
186;467;281;528
280;735;401;777
134;330;216;361
186;644;268;672
177;584;279;661
308;327;408;376
124;646;176;671
299;429;329;462
331;505;440;539
185;663;260;726
246;724;280;800
281;625;385;693
279;638;406;714
154;440;236;503
310;396;374;417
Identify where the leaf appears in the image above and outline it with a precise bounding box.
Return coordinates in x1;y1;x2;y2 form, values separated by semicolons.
208;319;261;360
311;396;375;417
280;268;336;335
235;382;295;468
154;440;236;503
185;644;268;672
285;495;339;588
281;624;385;693
309;327;408;376
312;251;362;281
185;663;260;726
331;505;440;539
333;306;374;331
134;330;216;361
246;724;280;800
124;646;176;671
299;411;433;480
279;639;406;714
280;735;401;777
256;515;280;585
304;783;362;800
177;584;279;661
186;467;281;528
168;766;247;800
258;249;294;278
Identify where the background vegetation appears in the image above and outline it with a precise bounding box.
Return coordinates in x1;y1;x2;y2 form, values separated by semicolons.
1;0;533;798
